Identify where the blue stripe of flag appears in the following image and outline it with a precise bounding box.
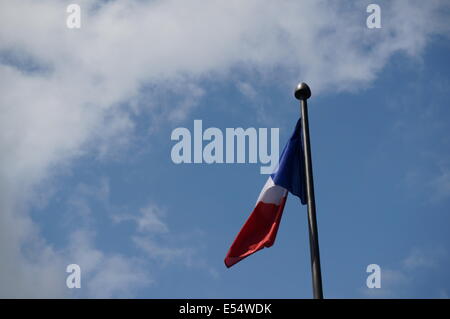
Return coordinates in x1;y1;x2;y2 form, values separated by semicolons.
271;118;307;205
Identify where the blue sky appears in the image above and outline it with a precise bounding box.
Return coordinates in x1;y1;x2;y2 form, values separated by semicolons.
1;0;450;298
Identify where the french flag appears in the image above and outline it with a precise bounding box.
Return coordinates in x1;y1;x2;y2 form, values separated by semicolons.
225;119;307;268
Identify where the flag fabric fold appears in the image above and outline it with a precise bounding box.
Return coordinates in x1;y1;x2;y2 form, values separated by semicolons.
224;118;307;268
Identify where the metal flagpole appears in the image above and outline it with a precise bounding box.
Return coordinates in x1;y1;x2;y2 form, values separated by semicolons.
294;82;324;299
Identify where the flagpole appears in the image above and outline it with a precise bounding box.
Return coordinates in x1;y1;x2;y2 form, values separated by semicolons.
295;82;324;299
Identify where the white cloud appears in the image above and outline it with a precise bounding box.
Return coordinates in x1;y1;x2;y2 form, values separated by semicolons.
362;247;448;298
237;81;257;100
112;204;169;234
133;236;187;263
67;230;151;298
363;269;409;298
132;235;218;278
0;208;67;298
403;247;445;270
0;0;449;297
113;203;218;277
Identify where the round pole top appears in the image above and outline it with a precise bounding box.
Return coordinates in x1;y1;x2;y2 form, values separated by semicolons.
294;82;311;100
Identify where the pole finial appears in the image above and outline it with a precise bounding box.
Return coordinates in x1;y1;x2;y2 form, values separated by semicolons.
294;82;311;100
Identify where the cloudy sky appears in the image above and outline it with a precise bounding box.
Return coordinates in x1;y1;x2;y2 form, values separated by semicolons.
1;0;449;298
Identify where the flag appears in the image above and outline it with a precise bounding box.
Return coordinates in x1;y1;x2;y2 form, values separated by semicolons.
224;118;307;268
